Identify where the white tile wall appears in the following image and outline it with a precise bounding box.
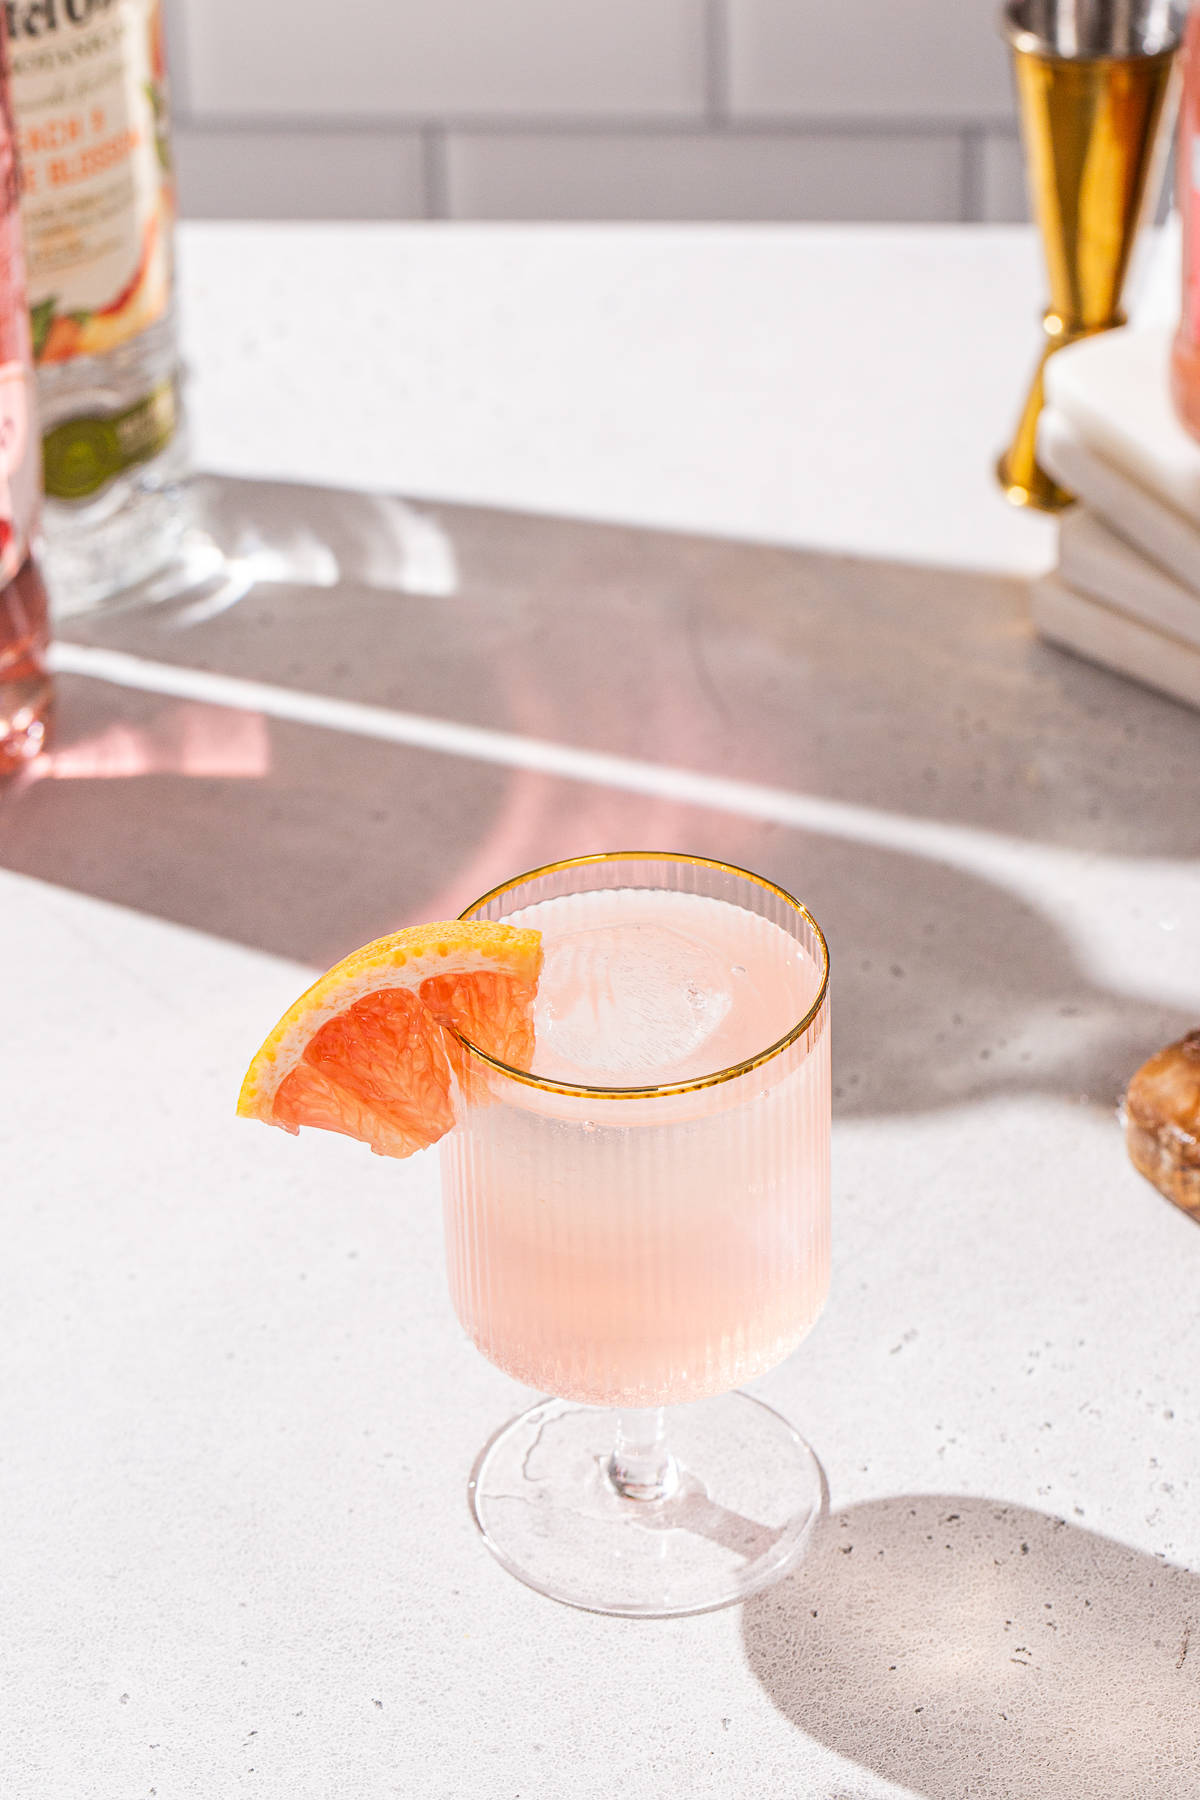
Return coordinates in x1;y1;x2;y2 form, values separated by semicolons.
726;0;1014;122
445;131;964;223
170;0;1163;224
174;130;426;220
179;0;708;120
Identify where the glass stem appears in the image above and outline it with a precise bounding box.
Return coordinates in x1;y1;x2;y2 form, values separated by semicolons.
607;1406;679;1502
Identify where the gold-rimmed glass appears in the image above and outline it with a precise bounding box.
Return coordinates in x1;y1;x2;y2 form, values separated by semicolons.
442;852;832;1617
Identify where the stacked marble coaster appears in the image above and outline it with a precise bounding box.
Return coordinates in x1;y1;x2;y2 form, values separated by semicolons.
1033;326;1200;710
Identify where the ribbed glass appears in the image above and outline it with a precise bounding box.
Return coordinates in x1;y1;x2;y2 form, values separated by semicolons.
440;854;831;1410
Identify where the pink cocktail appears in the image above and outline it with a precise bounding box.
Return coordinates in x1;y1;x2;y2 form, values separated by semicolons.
442;853;831;1617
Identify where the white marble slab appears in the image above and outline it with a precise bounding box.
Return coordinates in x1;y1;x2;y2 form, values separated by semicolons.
1044;326;1200;525
1032;570;1200;710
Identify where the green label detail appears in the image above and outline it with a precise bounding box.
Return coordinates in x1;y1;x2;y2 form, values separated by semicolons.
42;381;176;501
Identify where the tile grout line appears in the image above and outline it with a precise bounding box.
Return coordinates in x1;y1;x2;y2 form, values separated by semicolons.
705;0;730;126
421;125;449;220
959;126;985;224
172;112;1014;141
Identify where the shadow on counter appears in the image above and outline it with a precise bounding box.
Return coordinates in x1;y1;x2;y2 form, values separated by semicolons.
1;478;1195;1119
742;1491;1200;1799
40;475;1200;864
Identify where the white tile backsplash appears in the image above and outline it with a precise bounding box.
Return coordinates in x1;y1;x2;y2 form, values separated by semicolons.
180;0;708;121
445;131;963;223
174;131;426;220
726;0;1013;122
164;0;1048;222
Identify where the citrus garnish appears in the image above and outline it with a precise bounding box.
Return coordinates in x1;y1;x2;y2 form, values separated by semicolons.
237;920;543;1158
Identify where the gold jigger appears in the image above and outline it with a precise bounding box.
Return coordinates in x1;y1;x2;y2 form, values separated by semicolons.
997;0;1183;511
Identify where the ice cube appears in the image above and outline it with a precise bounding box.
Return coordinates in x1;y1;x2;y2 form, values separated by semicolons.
534;921;734;1084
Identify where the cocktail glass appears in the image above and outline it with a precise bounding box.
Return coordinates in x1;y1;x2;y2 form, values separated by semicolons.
441;852;831;1617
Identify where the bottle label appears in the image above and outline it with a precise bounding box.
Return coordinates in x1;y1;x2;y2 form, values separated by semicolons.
7;0;173;367
0;28;39;582
42;371;171;497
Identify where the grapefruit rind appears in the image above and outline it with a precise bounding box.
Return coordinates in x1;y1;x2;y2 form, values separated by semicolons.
237;920;543;1156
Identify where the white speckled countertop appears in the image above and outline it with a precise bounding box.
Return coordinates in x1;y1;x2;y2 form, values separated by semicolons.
4;225;1200;1799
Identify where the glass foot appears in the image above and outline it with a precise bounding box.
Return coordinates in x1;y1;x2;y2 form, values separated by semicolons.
468;1392;824;1618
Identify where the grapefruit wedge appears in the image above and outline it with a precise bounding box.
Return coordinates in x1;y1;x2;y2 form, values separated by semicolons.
238;920;543;1158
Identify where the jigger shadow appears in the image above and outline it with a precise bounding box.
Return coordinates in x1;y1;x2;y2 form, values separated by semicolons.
742;1492;1200;1799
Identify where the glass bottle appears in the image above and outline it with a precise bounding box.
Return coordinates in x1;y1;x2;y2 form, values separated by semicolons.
1172;3;1200;439
7;0;188;614
0;7;50;774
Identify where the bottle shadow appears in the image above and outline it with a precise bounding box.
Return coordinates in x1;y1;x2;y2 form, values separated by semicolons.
49;476;1200;863
742;1492;1200;1799
4;483;1196;1119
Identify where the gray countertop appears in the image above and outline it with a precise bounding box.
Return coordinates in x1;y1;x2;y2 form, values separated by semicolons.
4;225;1199;1800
